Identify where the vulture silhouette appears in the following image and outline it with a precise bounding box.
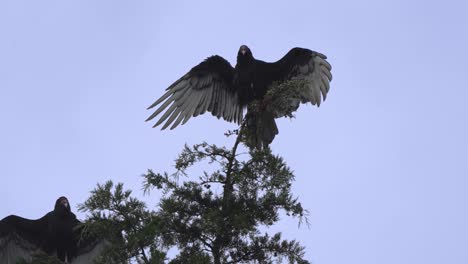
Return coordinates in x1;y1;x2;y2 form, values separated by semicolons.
146;45;332;147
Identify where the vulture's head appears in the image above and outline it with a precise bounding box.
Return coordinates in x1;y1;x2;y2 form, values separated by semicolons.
237;45;253;62
55;196;71;212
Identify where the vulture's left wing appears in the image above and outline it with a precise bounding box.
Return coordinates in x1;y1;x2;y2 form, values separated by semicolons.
273;47;332;107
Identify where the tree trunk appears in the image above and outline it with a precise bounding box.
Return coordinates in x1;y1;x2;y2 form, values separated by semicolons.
212;123;245;263
212;244;221;264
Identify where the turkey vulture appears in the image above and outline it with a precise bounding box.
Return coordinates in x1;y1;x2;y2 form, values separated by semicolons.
147;45;332;147
0;197;108;263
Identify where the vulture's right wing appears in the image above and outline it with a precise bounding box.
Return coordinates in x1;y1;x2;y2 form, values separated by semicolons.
146;55;243;129
0;220;109;264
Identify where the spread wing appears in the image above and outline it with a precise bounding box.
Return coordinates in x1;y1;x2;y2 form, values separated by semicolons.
0;230;38;264
1;215;48;246
0;231;109;264
1;217;107;263
272;47;332;107
1;215;47;263
146;55;243;129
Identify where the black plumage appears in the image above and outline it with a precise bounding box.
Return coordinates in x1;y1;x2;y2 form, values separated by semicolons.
0;197;114;264
147;45;332;146
1;197;80;262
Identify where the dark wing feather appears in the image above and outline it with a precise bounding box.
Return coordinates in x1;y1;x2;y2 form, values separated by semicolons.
146;55;243;129
1;216;107;263
273;47;332;107
0;215;47;263
1;215;48;246
0;229;38;264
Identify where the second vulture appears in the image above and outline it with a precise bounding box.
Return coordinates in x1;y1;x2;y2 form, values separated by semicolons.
146;45;332;147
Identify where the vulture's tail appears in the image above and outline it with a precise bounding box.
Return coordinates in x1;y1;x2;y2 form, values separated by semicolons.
246;109;278;150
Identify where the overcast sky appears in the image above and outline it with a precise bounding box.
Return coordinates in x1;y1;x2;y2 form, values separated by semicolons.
1;1;467;263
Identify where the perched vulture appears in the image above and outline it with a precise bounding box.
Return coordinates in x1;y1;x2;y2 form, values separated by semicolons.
0;197;108;264
147;45;332;147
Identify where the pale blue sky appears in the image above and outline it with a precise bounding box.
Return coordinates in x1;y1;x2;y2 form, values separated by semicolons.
1;1;467;263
